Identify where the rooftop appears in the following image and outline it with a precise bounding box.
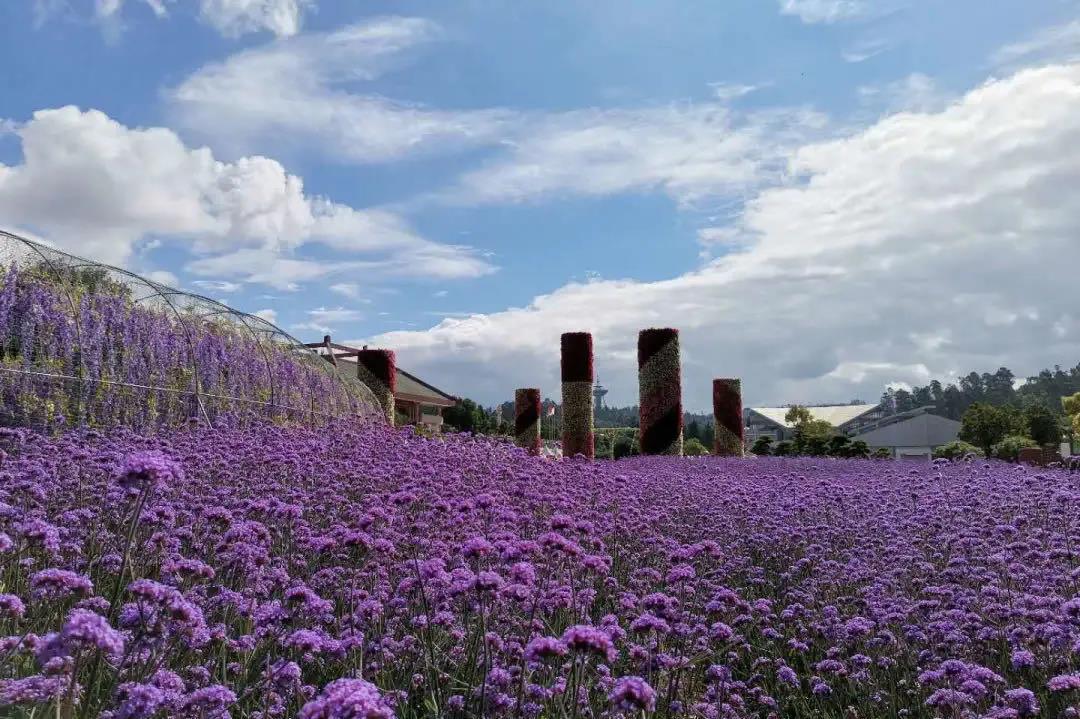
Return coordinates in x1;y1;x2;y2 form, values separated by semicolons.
747;404;881;429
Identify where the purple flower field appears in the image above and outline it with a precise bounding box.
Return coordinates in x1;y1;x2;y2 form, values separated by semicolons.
1;421;1079;718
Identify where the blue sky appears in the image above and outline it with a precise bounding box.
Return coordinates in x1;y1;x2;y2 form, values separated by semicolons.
3;0;1080;409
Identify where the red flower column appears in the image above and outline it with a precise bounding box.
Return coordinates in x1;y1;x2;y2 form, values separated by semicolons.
561;332;595;459
637;328;683;456
712;378;745;457
356;349;396;425
515;388;542;455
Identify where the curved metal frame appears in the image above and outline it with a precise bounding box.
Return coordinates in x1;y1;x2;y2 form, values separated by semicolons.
0;229;380;429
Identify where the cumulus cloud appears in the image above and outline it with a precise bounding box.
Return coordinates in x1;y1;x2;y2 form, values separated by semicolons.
0;106;494;286
369;63;1080;409
169;17;511;163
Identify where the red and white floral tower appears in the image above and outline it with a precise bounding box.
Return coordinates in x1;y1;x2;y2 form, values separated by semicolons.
712;378;744;457
514;388;542;455
637;328;683;456
560;332;595;459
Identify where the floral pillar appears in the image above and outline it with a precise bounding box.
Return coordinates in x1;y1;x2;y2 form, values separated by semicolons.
712;378;744;457
356;349;396;425
561;332;595;459
638;328;683;456
515;388;542;455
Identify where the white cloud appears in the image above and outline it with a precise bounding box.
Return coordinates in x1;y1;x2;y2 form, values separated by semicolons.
367;63;1080;409
192;279;242;293
0;106;494;285
89;0;309;37
144;269;180;287
253;308;278;324
199;0;311;38
169;17;510;163
993;20;1080;69
778;0;867;24
858;73;951;114
329;283;362;299
842;38;889;63
291;306;364;335
708;83;762;101
447;104;828;207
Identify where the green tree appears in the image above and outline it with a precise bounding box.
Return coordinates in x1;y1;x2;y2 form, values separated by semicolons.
872;447;893;459
1023;403;1062;446
785;406;835;455
443;398;493;434
959;403;1013;457
1062;392;1080;434
750;436;773;456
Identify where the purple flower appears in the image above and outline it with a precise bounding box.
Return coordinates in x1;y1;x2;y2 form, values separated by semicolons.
1048;673;1080;692
299;678;394;719
1010;649;1036;670
777;666;799;688
609;676;657;712
0;593;25;619
113;682;166;719
180;685;236;716
117;451;183;491
29;569;93;601
525;636;568;662
562;625;617;663
1004;688;1039;716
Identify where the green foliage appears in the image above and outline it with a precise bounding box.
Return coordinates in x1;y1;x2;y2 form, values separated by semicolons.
750;436;773;456
1063;392;1080;434
992;435;1040;462
845;440;871;459
872;447;893;459
959;403;1013;457
613;432;640;460
773;441;794;456
784;406;813;426
827;435;850;457
683;438;709;456
443;398;495;434
933;440;982;460
1023;402;1062;446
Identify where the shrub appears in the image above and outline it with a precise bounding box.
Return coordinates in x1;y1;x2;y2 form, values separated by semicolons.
750;436;773;456
993;434;1040;461
773;440;794;456
683;437;709;456
933;440;982;460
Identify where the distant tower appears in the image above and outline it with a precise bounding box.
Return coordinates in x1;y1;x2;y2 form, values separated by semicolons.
593;380;608;411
